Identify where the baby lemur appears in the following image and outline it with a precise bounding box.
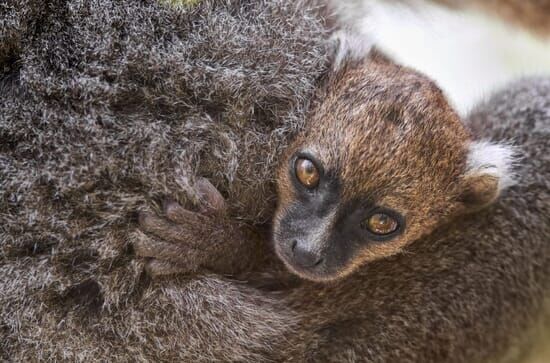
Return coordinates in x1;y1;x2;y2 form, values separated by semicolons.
136;38;515;282
135;35;550;362
135;0;550;281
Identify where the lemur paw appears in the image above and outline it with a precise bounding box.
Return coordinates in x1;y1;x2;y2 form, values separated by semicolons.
134;178;228;277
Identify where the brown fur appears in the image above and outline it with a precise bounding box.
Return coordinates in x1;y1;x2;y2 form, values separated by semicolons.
138;49;501;279
272;50;476;280
2;0;549;361
138;47;550;361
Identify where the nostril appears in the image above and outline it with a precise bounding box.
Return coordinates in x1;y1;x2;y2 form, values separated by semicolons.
291;240;297;251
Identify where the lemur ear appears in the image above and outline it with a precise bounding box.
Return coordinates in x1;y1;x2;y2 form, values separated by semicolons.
459;141;517;211
329;29;375;70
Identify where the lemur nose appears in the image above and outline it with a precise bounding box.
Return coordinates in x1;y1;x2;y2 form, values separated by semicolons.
291;240;323;268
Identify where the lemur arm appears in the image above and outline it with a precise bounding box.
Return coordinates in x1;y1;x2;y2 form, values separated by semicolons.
134;178;266;277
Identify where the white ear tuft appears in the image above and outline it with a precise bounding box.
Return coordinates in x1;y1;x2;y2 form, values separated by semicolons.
329;29;374;70
466;140;518;193
458;141;518;210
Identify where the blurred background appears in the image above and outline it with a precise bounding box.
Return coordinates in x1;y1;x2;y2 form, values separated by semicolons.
357;0;550;115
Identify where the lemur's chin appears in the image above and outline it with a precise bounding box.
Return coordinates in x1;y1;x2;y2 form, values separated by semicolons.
285;264;343;283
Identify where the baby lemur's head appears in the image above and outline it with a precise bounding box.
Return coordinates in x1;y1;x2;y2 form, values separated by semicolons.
273;33;516;282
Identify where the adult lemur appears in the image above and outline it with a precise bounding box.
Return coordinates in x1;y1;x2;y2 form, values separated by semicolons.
1;0;548;361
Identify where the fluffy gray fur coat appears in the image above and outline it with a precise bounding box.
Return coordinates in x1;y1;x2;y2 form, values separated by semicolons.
0;0;328;360
1;0;549;362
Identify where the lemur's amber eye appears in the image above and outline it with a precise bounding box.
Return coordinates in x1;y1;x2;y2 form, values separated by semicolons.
295;158;320;189
366;213;398;235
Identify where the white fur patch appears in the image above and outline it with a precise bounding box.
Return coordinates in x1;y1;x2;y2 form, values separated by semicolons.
329;29;374;70
466;140;518;192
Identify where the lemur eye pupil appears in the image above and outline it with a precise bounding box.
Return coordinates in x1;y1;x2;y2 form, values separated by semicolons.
366;213;398;235
295;158;320;189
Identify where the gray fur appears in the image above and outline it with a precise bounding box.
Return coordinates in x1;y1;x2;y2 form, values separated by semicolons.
1;0;549;362
0;0;328;360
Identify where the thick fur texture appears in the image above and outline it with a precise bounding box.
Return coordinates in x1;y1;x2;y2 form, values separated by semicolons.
140;74;550;363
2;1;549;363
283;76;550;362
0;0;329;360
134;43;550;362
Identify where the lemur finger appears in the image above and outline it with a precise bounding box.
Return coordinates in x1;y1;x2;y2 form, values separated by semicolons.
196;177;226;213
138;211;204;244
133;231;187;261
145;260;190;277
134;232;209;269
162;198;200;224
